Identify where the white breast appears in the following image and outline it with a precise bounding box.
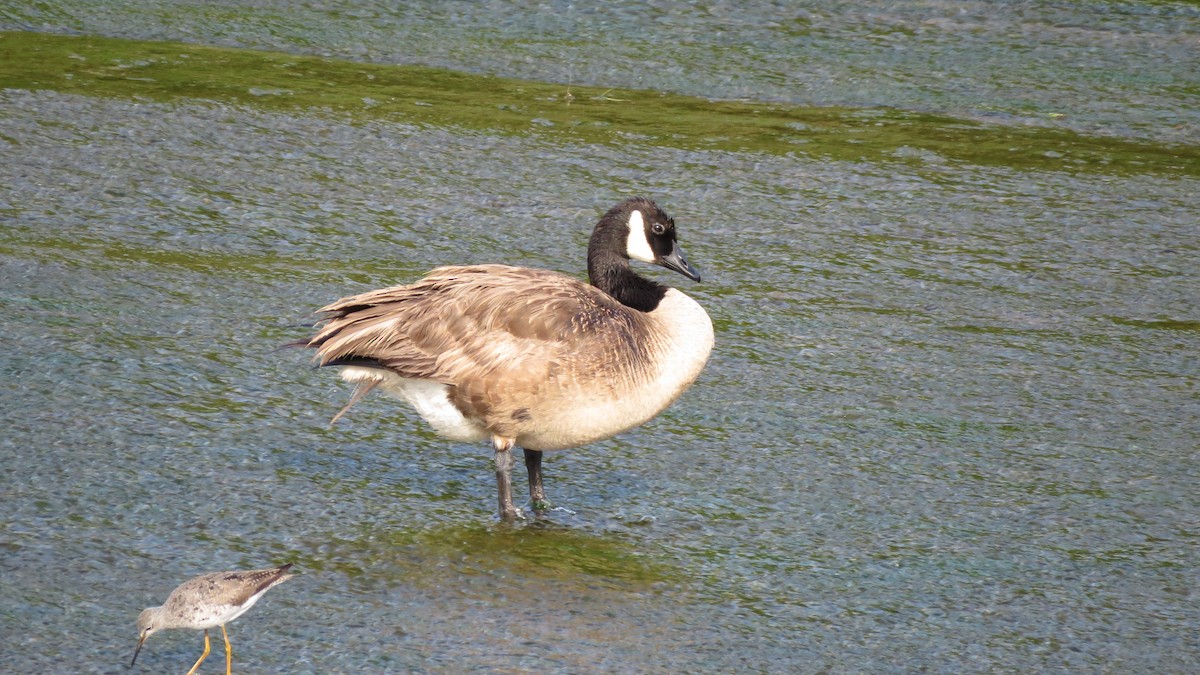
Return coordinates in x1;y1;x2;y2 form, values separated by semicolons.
518;288;714;450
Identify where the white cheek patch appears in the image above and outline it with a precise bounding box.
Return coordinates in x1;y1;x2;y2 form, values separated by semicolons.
625;210;657;263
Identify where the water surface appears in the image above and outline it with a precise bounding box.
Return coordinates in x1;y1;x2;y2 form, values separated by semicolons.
1;2;1197;673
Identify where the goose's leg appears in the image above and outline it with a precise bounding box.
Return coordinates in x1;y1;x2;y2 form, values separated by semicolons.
492;437;524;521
185;629;211;675
524;448;552;512
221;624;232;675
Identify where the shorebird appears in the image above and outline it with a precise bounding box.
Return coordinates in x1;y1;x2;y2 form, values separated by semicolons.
131;563;294;674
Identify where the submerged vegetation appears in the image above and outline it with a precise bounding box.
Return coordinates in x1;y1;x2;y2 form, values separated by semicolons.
1;31;1196;177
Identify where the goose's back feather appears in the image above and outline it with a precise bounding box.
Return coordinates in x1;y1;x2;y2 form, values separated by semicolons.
312;264;648;380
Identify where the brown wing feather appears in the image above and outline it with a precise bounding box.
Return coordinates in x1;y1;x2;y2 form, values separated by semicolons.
307;265;649;404
165;565;294;614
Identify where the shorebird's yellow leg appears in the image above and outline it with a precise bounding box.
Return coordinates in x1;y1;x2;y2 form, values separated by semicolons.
221;624;233;675
185;629;211;675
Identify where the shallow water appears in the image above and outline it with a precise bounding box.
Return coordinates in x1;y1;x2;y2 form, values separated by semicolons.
1;2;1198;673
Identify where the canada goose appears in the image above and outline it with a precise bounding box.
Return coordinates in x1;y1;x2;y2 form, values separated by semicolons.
300;197;713;520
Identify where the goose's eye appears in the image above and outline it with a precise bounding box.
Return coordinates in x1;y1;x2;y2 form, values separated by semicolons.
651;222;666;235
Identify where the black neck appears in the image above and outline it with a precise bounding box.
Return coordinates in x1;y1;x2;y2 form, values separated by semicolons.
588;249;667;312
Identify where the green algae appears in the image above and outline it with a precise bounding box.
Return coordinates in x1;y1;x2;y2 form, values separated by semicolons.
3;30;1196;177
255;514;674;587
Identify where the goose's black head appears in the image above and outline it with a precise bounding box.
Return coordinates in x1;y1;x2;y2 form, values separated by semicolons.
587;197;701;311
